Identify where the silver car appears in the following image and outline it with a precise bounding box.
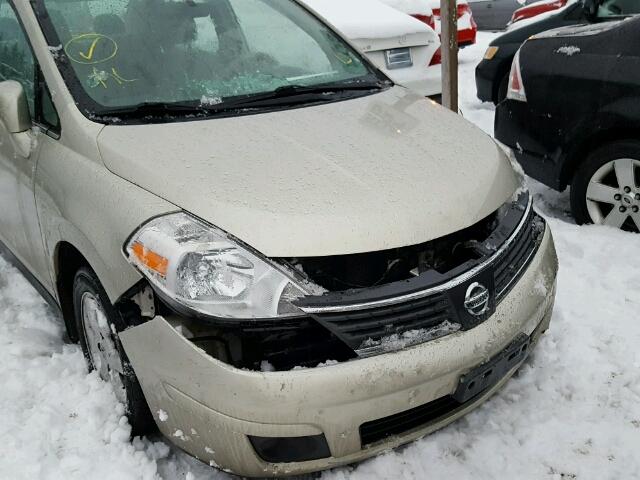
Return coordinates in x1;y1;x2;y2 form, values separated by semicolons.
0;0;557;476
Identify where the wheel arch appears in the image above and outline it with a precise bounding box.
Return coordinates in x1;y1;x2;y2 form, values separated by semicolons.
560;128;640;190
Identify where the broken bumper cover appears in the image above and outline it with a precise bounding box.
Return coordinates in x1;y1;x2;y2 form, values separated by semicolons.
119;227;557;477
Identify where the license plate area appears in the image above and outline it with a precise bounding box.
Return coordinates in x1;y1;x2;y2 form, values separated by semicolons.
385;47;413;69
453;333;531;403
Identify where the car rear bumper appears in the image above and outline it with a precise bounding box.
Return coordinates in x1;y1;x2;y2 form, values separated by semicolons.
120;227;557;477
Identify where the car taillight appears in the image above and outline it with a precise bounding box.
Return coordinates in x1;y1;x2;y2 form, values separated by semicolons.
506;49;527;102
429;47;442;66
411;13;436;30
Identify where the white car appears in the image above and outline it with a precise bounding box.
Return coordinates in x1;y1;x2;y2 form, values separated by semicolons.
379;0;437;29
302;0;442;97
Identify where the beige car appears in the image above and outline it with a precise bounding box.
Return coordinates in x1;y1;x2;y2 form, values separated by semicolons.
0;0;557;477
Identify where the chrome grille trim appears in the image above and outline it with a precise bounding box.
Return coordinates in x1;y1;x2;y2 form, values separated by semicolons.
299;195;534;314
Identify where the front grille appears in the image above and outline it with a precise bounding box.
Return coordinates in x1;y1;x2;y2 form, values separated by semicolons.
299;195;544;357
360;395;464;446
307;292;456;353
494;208;541;300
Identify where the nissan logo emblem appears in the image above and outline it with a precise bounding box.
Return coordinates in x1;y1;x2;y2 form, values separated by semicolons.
464;282;490;316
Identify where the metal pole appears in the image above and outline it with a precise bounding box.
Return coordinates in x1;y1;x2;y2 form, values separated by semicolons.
440;0;458;112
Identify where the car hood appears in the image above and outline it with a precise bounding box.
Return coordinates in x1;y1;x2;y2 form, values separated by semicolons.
98;87;519;257
532;18;625;38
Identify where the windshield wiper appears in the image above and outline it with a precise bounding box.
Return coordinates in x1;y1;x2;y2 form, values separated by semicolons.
221;79;391;109
96;102;212;120
93;79;390;121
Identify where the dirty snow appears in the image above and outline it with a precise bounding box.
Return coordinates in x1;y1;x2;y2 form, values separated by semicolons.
1;31;640;480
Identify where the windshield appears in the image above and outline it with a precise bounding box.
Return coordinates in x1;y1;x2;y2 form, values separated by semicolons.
34;0;382;121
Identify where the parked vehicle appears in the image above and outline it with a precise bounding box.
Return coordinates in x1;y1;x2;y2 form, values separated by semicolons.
0;0;558;476
475;0;640;105
379;0;437;30
468;0;534;31
495;16;640;232
509;0;568;25
428;0;479;45
303;0;442;97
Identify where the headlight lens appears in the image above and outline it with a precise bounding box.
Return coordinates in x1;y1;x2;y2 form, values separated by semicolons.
125;212;309;319
484;46;499;60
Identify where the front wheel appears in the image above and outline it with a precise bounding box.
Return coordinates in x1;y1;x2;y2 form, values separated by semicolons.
570;141;640;232
73;267;155;435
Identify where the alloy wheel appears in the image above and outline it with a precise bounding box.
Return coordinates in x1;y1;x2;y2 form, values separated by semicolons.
80;292;127;403
585;158;640;232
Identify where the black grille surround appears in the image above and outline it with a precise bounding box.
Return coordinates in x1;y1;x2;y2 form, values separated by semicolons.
495;206;540;300
296;194;545;356
360;395;463;447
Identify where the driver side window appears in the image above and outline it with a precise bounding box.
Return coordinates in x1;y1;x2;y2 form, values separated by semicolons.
0;0;36;116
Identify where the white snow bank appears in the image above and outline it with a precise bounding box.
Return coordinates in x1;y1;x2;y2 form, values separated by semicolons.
0;256;163;480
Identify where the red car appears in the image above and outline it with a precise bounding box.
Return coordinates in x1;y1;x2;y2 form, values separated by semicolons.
510;0;568;24
429;0;478;46
382;0;476;47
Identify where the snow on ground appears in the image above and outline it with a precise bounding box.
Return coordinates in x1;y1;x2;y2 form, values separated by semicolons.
2;32;640;480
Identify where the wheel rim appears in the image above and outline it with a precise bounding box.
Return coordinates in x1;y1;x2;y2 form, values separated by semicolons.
80;292;127;403
585;158;640;232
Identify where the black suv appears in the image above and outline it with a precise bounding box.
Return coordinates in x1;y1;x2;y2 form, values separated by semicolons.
494;15;640;232
475;0;640;105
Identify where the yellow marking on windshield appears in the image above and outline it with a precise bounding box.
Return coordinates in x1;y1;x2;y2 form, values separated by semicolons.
111;68;137;84
78;37;100;61
88;67;138;89
65;34;118;65
334;52;353;65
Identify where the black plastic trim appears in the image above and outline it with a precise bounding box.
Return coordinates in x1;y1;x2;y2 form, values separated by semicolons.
249;434;331;464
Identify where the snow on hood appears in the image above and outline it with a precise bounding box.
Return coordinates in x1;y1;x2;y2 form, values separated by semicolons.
302;0;432;41
97;88;519;258
532;18;625;38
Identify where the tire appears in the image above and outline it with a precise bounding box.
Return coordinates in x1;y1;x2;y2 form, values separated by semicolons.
496;71;509;105
570;140;640;232
73;267;155;436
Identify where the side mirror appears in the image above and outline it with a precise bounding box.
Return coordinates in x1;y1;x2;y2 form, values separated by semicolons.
0;80;31;134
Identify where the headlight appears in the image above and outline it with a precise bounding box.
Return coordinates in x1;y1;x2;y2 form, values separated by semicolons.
483;46;499;60
124;212;310;319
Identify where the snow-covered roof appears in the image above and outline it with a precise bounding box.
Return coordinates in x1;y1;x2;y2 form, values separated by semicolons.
377;0;432;15
301;0;432;39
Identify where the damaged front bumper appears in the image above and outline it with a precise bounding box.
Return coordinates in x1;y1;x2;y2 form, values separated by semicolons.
119;225;558;477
